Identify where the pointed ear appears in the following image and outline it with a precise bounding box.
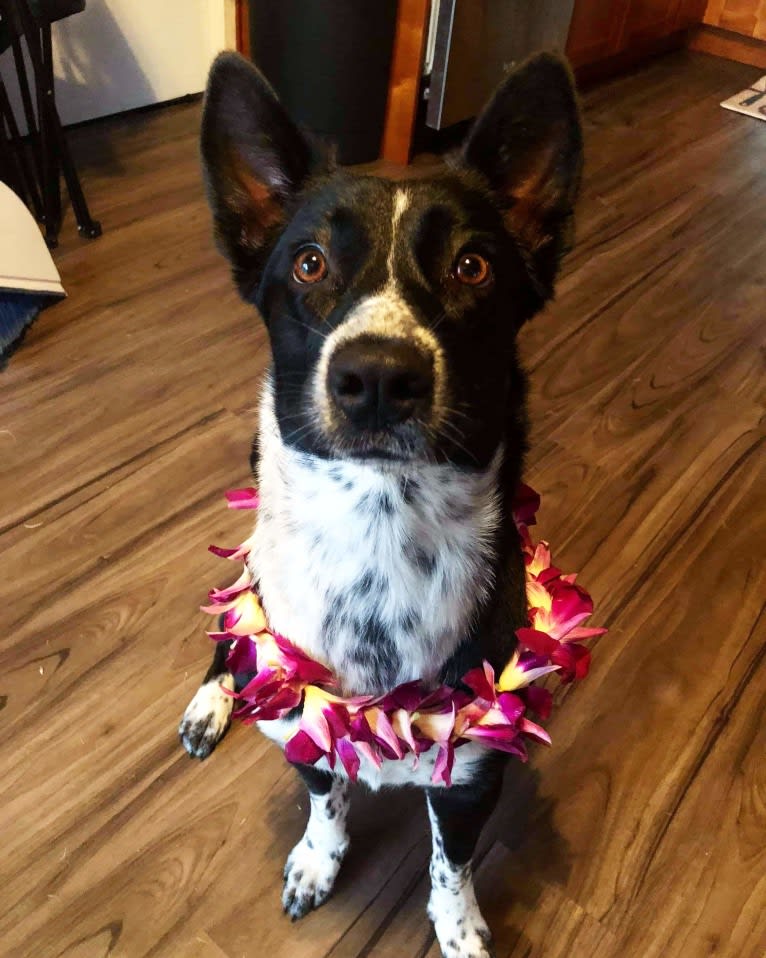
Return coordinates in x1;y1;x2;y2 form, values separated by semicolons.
201;52;327;294
460;53;583;299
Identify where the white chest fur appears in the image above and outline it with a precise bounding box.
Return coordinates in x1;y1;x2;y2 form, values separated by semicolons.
248;378;503;697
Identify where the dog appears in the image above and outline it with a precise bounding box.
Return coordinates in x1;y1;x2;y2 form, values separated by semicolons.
179;50;582;958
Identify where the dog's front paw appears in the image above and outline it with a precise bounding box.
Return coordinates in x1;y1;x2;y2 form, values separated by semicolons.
428;885;494;958
178;675;234;759
281;835;348;921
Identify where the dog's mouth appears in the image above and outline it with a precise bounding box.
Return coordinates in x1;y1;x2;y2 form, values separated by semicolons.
321;422;436;465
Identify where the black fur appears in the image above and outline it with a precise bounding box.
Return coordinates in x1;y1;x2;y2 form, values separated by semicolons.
427;752;507;865
188;48;583;950
200;51;581;471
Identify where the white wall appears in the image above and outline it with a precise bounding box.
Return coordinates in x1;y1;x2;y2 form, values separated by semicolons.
0;0;229;127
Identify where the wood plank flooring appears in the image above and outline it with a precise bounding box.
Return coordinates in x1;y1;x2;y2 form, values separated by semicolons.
0;51;764;958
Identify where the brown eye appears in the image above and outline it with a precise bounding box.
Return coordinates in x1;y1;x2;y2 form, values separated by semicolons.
293;246;328;284
455;252;491;287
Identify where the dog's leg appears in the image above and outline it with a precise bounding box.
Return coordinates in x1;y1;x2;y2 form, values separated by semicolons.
282;766;351;920
178;639;235;759
425;762;504;958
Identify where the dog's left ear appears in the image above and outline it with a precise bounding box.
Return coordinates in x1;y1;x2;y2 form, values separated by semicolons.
460;52;583;300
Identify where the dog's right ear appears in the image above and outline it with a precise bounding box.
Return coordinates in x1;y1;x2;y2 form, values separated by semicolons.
201;52;325;294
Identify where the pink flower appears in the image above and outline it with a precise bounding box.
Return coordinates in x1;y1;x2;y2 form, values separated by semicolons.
512;484;540;527
224;635;259;674
208;535;255;561
222;591;269;636
225;487;260;510
496;650;560;692
272;634;336;686
526;540;552;577
284;729;324;765
199;484;606;783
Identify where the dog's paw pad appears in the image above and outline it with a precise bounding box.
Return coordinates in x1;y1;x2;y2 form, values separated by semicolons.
429;892;494;958
178;676;234;759
281;837;346;921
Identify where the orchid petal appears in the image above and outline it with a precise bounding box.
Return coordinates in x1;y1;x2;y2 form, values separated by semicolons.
284;729;324;765
301;686;335;751
378;680;426;713
504;664;561;690
432;742;455;786
413;705;456;744
522;685;553;719
225;637;259;674
497;692;525;725
208;543;249;560
519;717;552;746
207;567;254;602
390;708;419;754
238;667;279;699
512;484;540;526
335;738;360;780
527;541;552;576
366;708;404;758
461;724;528;758
225;487;260;510
462;663;496;701
355;739;382;768
223;591;269;635
273;634;335;684
516;627;559;657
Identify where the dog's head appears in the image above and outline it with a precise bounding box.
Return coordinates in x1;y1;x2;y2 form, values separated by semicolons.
202;52;582;469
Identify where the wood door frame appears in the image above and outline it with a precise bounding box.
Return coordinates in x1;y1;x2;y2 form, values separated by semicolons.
232;0;427;165
235;0;250;56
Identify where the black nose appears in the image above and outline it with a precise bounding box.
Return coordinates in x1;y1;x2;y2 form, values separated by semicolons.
328;337;434;430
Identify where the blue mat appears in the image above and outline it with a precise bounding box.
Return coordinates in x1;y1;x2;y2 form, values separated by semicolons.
0;292;48;368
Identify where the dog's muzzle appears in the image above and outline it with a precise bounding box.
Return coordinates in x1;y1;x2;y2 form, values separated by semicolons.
327;335;434;433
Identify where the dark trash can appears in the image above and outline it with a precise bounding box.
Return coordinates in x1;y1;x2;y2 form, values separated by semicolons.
249;0;398;164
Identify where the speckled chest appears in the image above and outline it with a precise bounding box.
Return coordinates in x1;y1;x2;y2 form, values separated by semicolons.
247;383;503;698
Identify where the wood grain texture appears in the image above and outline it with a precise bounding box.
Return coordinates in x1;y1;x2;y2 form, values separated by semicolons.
236;0;251;58
0;51;765;958
688;22;766;62
381;0;430;165
704;0;766;38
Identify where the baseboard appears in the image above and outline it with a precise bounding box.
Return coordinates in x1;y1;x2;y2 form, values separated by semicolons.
573;32;687;87
687;24;766;69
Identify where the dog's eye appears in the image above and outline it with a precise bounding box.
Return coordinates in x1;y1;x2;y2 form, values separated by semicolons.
454;253;491;287
293;246;328;285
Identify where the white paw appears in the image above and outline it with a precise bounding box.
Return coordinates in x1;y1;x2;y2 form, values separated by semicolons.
178;675;234;759
428;883;494;958
281;835;347;921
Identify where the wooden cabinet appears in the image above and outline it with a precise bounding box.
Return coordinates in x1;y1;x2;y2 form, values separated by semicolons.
566;0;707;71
566;0;631;68
703;0;766;39
621;0;684;44
676;0;710;29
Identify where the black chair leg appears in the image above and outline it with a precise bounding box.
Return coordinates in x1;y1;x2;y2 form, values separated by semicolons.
4;0;102;245
39;20;101;241
10;35;45;220
0;76;40;214
35;22;62;247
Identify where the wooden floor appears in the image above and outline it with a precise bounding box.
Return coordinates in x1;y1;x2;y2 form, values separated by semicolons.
1;50;764;958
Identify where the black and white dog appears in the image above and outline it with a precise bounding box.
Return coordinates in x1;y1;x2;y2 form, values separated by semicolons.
179;51;582;958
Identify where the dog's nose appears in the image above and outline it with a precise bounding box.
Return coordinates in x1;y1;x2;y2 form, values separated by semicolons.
328;337;433;430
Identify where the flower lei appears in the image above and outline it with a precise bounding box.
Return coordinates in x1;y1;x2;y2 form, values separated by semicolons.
201;485;606;786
